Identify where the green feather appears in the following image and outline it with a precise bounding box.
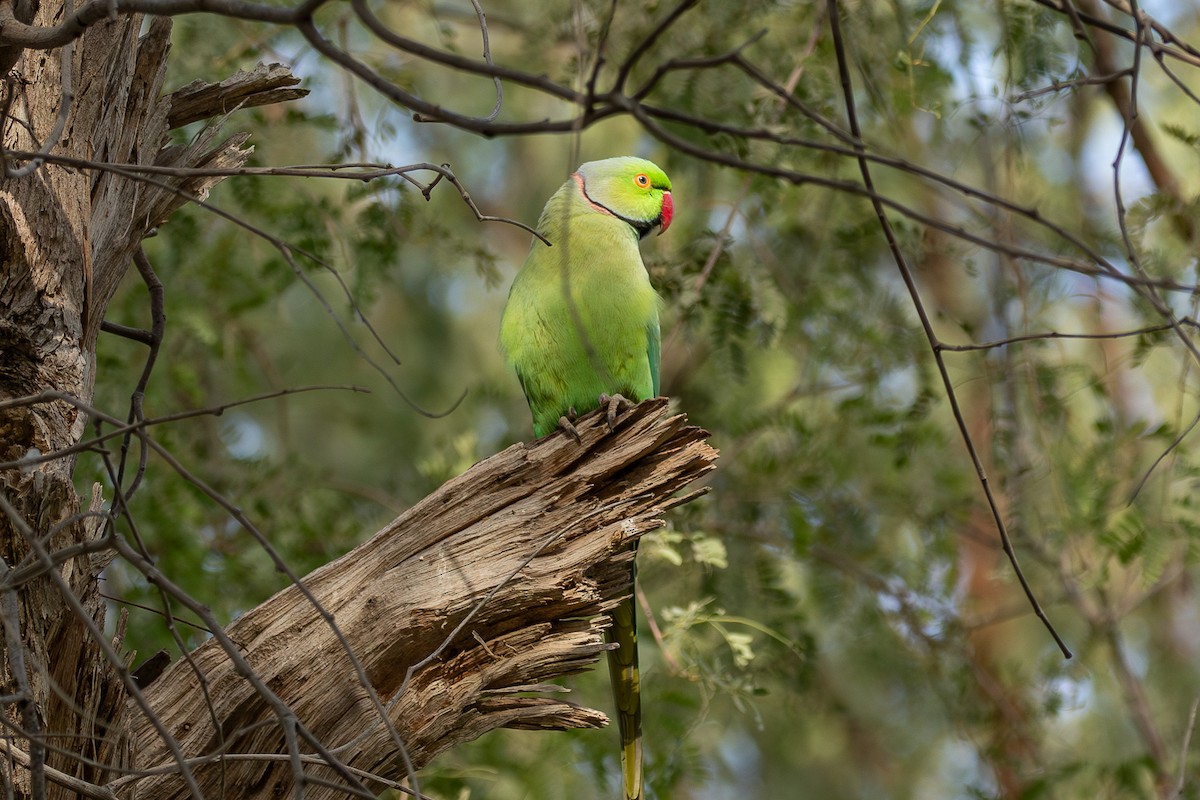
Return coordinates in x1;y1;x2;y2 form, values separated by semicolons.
647;317;661;398
500;156;672;799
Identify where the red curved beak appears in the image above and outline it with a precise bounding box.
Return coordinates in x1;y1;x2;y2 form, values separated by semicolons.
657;191;673;235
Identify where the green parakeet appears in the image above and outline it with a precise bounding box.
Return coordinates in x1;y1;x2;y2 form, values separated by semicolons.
500;156;673;800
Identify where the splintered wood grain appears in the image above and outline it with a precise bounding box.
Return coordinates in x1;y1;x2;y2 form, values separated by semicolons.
128;398;717;799
166;62;308;128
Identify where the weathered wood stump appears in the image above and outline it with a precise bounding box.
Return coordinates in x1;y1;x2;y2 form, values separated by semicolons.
126;399;716;798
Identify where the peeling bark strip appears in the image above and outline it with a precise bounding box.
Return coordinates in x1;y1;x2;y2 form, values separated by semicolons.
128;399;717;800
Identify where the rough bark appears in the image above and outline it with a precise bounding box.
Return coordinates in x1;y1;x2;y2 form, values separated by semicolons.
123;398;716;799
0;5;298;796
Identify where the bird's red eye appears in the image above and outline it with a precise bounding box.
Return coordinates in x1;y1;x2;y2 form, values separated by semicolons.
634;173;650;187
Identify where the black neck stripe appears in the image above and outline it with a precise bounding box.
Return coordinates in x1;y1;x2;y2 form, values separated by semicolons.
579;177;660;239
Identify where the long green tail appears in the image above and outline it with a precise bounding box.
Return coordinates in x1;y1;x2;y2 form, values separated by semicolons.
606;561;642;800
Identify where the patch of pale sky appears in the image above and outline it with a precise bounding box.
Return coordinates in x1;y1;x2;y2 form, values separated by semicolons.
914;736;996;799
221;411;270;460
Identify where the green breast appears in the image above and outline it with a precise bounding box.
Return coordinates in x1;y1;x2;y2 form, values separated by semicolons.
501;211;661;437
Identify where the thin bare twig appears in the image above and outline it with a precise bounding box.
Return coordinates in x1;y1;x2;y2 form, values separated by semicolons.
112;247;165;506
824;0;1070;658
0;562;44;798
0;740;115;800
1099;602;1170;789
401;0;503;124
23;148;469;418
937;321;1190;352
0;0;332;49
1;4;72;179
70;392;401;794
1011;68;1132;101
1173;695;1200;799
585;0;619;102
0;387;407;794
0;385;370;475
0;490;208;798
612;0;700;94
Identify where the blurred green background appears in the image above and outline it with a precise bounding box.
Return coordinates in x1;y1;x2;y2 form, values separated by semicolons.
87;1;1200;798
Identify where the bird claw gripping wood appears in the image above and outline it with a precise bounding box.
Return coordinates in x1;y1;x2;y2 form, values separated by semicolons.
599;393;634;432
558;407;582;444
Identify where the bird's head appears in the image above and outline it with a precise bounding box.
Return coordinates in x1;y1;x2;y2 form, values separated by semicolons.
572;157;673;239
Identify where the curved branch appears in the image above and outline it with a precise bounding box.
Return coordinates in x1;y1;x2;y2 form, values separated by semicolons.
824;0;1070;658
0;0;329;49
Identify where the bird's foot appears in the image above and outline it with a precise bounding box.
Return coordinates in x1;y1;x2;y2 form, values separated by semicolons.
599;393;635;432
558;407;582;444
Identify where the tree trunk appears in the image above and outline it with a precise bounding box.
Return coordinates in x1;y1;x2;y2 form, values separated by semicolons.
0;5;293;797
